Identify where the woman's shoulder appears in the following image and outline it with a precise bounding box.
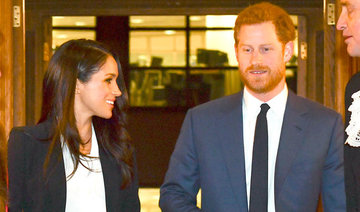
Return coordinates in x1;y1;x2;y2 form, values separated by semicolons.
9;119;54;144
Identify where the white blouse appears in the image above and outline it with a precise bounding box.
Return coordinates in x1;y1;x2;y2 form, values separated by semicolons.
62;125;107;212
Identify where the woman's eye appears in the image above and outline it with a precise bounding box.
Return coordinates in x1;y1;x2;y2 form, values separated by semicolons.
105;78;112;83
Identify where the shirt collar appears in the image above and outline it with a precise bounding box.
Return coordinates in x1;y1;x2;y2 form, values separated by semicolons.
243;85;288;117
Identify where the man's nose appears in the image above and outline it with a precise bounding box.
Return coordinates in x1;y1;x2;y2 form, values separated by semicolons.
251;51;263;65
336;11;347;31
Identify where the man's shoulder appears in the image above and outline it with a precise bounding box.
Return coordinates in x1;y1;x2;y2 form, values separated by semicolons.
348;72;360;85
190;92;242;114
289;93;341;118
346;72;360;95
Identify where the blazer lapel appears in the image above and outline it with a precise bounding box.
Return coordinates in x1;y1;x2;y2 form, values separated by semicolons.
99;145;119;211
45;139;67;211
219;92;249;211
274;91;307;199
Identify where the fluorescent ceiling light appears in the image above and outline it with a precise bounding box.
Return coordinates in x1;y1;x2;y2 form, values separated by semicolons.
190;16;201;21
75;22;86;26
164;30;175;35
131;19;144;24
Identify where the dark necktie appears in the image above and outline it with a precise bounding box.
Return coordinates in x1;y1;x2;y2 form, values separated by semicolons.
249;103;270;212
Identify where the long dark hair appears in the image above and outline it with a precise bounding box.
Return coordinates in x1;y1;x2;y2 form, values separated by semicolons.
39;39;134;188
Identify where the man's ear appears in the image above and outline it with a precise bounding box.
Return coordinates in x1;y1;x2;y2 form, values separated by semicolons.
284;41;294;63
234;43;239;61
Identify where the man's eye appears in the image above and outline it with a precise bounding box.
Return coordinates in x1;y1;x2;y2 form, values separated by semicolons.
243;48;252;53
261;47;271;53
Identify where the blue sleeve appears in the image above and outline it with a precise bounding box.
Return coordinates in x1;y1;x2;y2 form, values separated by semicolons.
159;109;201;212
321;114;346;211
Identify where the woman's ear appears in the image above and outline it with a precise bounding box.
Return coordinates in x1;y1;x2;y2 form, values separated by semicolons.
75;79;81;94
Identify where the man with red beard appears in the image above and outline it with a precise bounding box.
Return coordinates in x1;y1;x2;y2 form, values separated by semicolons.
160;2;346;212
337;0;360;211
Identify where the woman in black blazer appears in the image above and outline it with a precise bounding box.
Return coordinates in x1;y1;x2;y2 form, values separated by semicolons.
7;39;140;212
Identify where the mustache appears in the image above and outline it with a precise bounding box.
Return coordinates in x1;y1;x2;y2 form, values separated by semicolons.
246;64;271;72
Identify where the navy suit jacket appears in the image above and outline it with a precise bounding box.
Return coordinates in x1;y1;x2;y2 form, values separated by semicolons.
160;90;346;212
7;119;140;212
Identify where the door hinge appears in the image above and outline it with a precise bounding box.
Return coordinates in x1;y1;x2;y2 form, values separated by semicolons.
327;3;335;25
13;6;21;28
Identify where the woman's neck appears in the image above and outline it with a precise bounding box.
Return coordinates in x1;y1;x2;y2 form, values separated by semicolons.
76;116;93;155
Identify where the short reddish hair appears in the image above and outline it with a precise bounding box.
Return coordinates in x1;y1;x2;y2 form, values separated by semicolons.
234;2;295;45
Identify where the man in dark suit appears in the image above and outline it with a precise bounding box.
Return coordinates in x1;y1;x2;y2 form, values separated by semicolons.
160;2;346;212
337;0;360;211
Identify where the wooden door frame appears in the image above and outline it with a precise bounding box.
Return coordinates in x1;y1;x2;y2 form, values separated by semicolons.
0;0;14;137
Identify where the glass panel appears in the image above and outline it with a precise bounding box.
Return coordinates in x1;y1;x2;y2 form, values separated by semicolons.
130;16;186;28
52;30;96;50
52;16;96;27
188;69;242;106
190;30;236;67
190;15;297;28
130;31;186;67
129;69;186;107
190;15;237;27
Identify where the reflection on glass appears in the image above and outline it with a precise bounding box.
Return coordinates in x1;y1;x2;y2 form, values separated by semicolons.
130;16;186;27
129;69;186;107
129;69;241;107
130;31;186;67
52;30;96;50
52;16;96;27
190;30;237;67
190;15;237;27
189;70;242;105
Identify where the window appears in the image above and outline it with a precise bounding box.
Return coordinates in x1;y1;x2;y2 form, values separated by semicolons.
51;15;298;108
52;16;96;51
129;15;298;107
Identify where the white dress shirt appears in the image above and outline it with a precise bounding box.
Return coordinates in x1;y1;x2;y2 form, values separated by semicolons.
243;85;288;212
62;124;107;212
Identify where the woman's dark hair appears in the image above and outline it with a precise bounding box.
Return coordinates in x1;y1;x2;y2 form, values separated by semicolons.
39;39;134;188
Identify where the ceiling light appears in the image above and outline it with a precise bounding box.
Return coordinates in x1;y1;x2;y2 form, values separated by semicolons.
56;34;68;39
131;19;144;24
164;30;175;35
75;21;86;26
190;16;201;21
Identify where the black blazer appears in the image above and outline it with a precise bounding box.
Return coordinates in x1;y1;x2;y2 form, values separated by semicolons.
7;119;140;212
345;72;360;212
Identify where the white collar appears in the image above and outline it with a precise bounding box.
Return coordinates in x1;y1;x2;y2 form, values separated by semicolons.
243;85;288;117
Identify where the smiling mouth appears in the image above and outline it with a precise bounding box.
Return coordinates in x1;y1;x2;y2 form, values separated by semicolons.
250;70;267;74
106;100;114;105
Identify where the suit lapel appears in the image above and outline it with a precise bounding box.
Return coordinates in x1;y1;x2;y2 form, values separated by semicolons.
99;144;119;211
219;92;249;211
274;91;307;199
45;138;66;211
